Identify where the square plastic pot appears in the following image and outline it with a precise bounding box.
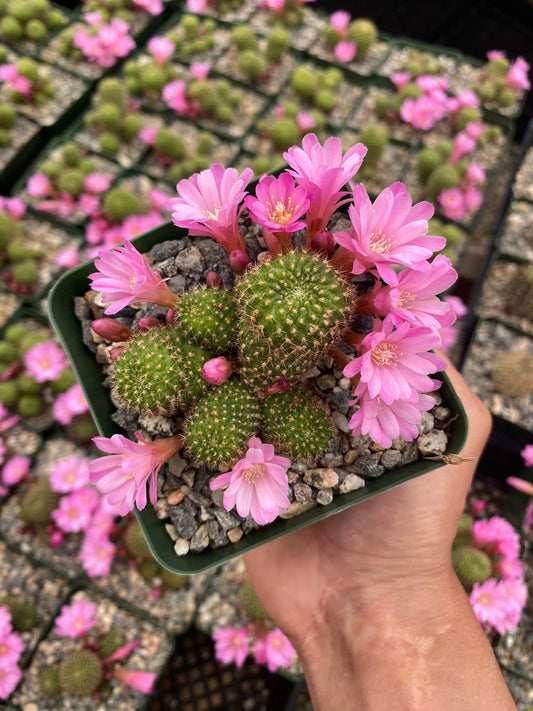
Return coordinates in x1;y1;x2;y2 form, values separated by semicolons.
49;221;469;574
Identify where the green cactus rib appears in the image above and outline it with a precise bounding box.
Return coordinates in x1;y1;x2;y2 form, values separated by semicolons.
239;581;270;622
452;547;492;589
176;286;238;354
184;379;260;466
112;326;212;414
59;650;104;696
261;389;333;459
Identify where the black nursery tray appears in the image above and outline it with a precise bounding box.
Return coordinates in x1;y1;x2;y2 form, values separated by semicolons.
49;221;469;574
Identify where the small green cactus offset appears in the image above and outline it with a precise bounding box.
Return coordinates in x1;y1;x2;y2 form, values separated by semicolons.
261;390;332;460
185;380;260;465
452;547;492;588
58;650;104;696
177;286;238;354
112;326;212;414
239;581;270;622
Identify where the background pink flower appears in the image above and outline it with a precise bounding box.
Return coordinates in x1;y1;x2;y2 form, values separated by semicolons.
24;342;67;383
55;599;98;638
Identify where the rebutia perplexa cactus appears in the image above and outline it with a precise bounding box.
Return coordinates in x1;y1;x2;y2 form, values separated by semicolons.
452;547;492;588
58;650;104;696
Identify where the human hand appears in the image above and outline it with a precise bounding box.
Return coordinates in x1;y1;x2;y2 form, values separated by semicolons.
243;356;492;643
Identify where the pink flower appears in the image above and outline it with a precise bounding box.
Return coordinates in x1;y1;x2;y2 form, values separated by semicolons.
244;173;310;233
1;456;31;486
344;320;445;405
52;383;89;426
263;629;296;672
487;50;506;62
55;599;98;638
444;295;468;319
103;640;140;663
74;18;135;68
335;182;445;284
190;62;210;80
80;534;115;577
400;95;446;130
274;103;285;118
520;444;533;467
464;185;483;213
55;246;82;269
373;255;457;332
465;163;486;184
84;173;113;194
283;134;367;237
148;36;175;65
24;341;67;383
449;132;476;164
0;405;18;434
187;0;207;11
120;211;165;241
112;669;156;693
471;516;521;561
3;197;26;219
212;627;249;668
469;579;511;634
132;0;163;15
139;125;158;146
456;90;480;109
506;57;530;91
49;455;90;493
438;187;466;222
89;239;178;315
348;384;436;448
168;164;253;254
202;357;233;385
391;72;411;90
0;630;24;671
334;41;356;63
52;487;98;533
27;173;51;197
210;436;291;525
89;432;184;515
465;121;484;140
77;193;101;218
162;80;188;113
253;635;267;665
0;665;22;700
497;578;528;630
296;111;315;132
330;10;351;35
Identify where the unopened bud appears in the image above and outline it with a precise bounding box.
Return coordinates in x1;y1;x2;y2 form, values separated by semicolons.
310;230;335;256
202;356;233;385
136;317;163;332
91;318;133;342
229;249;251;275
206;270;224;288
165;309;177;325
264;378;290;396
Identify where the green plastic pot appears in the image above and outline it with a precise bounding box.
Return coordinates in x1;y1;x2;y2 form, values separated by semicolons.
49;221;469;574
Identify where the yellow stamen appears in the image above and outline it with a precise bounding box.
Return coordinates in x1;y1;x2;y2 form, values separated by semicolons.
369;229;392;254
372;342;399;366
244;463;267;483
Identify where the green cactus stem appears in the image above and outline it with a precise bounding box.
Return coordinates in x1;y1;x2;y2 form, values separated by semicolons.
452;547;492;588
239;581;269;622
176;286;238;354
59;650;104;696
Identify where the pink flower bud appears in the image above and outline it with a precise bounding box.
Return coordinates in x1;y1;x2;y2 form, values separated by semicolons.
202;357;232;385
136;317;163;332
50;530;64;547
310;229;335;256
229;249;251;275
263;378;290;395
91;318;133;342
206;271;224;288
112;669;156;694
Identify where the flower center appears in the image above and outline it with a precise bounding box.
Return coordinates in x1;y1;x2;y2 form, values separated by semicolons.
244;463;267;483
397;290;416;308
203;201;221;220
478;593;492;606
369;229;392;254
128;274;139;291
0;644;6;655
266;198;298;226
371;342;399;367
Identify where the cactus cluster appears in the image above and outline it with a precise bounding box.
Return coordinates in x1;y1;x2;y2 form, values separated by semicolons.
19;477;60;526
0;0;64;46
290;64;343;116
452;546;492;588
503;262;533;322
476;55;517;108
151;127;215;183
188;76;242;124
230;25;289;81
0;596;39;631
0;210;44;290
58;650;104;696
86;78;143;155
9;58;55;106
0;322;74;418
102;186;142;224
357;124;389;177
111;251;352;464
399;49;445;78
124;56;180;99
428;218;464;260
167;15;216;57
37;142;96;200
325;18;378;60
